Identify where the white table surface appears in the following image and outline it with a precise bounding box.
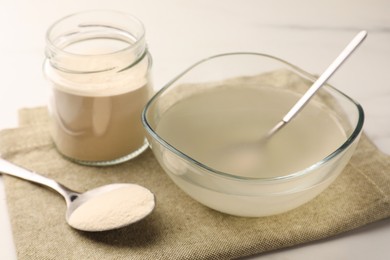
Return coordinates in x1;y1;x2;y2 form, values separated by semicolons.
1;0;389;259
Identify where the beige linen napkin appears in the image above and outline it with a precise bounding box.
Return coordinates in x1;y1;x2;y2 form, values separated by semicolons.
1;105;390;259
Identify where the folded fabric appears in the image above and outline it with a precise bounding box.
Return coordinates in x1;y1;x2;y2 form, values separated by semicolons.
0;106;389;260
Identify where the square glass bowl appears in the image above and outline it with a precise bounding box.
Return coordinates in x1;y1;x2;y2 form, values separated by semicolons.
142;53;364;217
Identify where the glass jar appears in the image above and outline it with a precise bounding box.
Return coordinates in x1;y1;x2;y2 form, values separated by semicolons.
43;10;153;166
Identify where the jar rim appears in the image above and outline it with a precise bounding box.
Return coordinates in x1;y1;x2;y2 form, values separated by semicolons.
44;10;148;75
45;10;146;57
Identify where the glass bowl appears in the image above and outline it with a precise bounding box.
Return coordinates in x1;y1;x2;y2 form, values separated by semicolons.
142;53;364;217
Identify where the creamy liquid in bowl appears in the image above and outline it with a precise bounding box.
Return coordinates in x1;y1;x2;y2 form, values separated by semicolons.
155;85;347;178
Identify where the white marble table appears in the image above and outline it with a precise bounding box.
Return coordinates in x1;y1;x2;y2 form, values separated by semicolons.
1;0;389;259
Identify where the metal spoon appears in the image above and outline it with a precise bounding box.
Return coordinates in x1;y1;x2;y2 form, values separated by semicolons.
262;30;367;142
222;31;367;175
0;158;155;232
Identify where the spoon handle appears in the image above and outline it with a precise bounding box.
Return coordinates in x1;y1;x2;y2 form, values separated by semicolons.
283;30;367;123
0;158;76;204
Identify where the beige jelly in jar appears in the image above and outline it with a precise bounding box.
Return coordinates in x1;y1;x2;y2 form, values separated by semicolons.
43;10;153;166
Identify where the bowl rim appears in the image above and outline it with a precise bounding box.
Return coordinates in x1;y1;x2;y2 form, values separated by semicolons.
142;52;365;182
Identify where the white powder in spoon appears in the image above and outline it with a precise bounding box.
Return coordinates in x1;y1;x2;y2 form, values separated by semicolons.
68;185;155;231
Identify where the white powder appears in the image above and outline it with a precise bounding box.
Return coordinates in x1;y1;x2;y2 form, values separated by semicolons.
68;185;155;231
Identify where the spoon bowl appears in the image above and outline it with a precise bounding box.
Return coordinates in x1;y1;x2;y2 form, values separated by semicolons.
0;158;155;232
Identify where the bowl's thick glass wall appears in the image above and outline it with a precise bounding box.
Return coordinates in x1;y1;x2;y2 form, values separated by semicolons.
142;53;364;216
